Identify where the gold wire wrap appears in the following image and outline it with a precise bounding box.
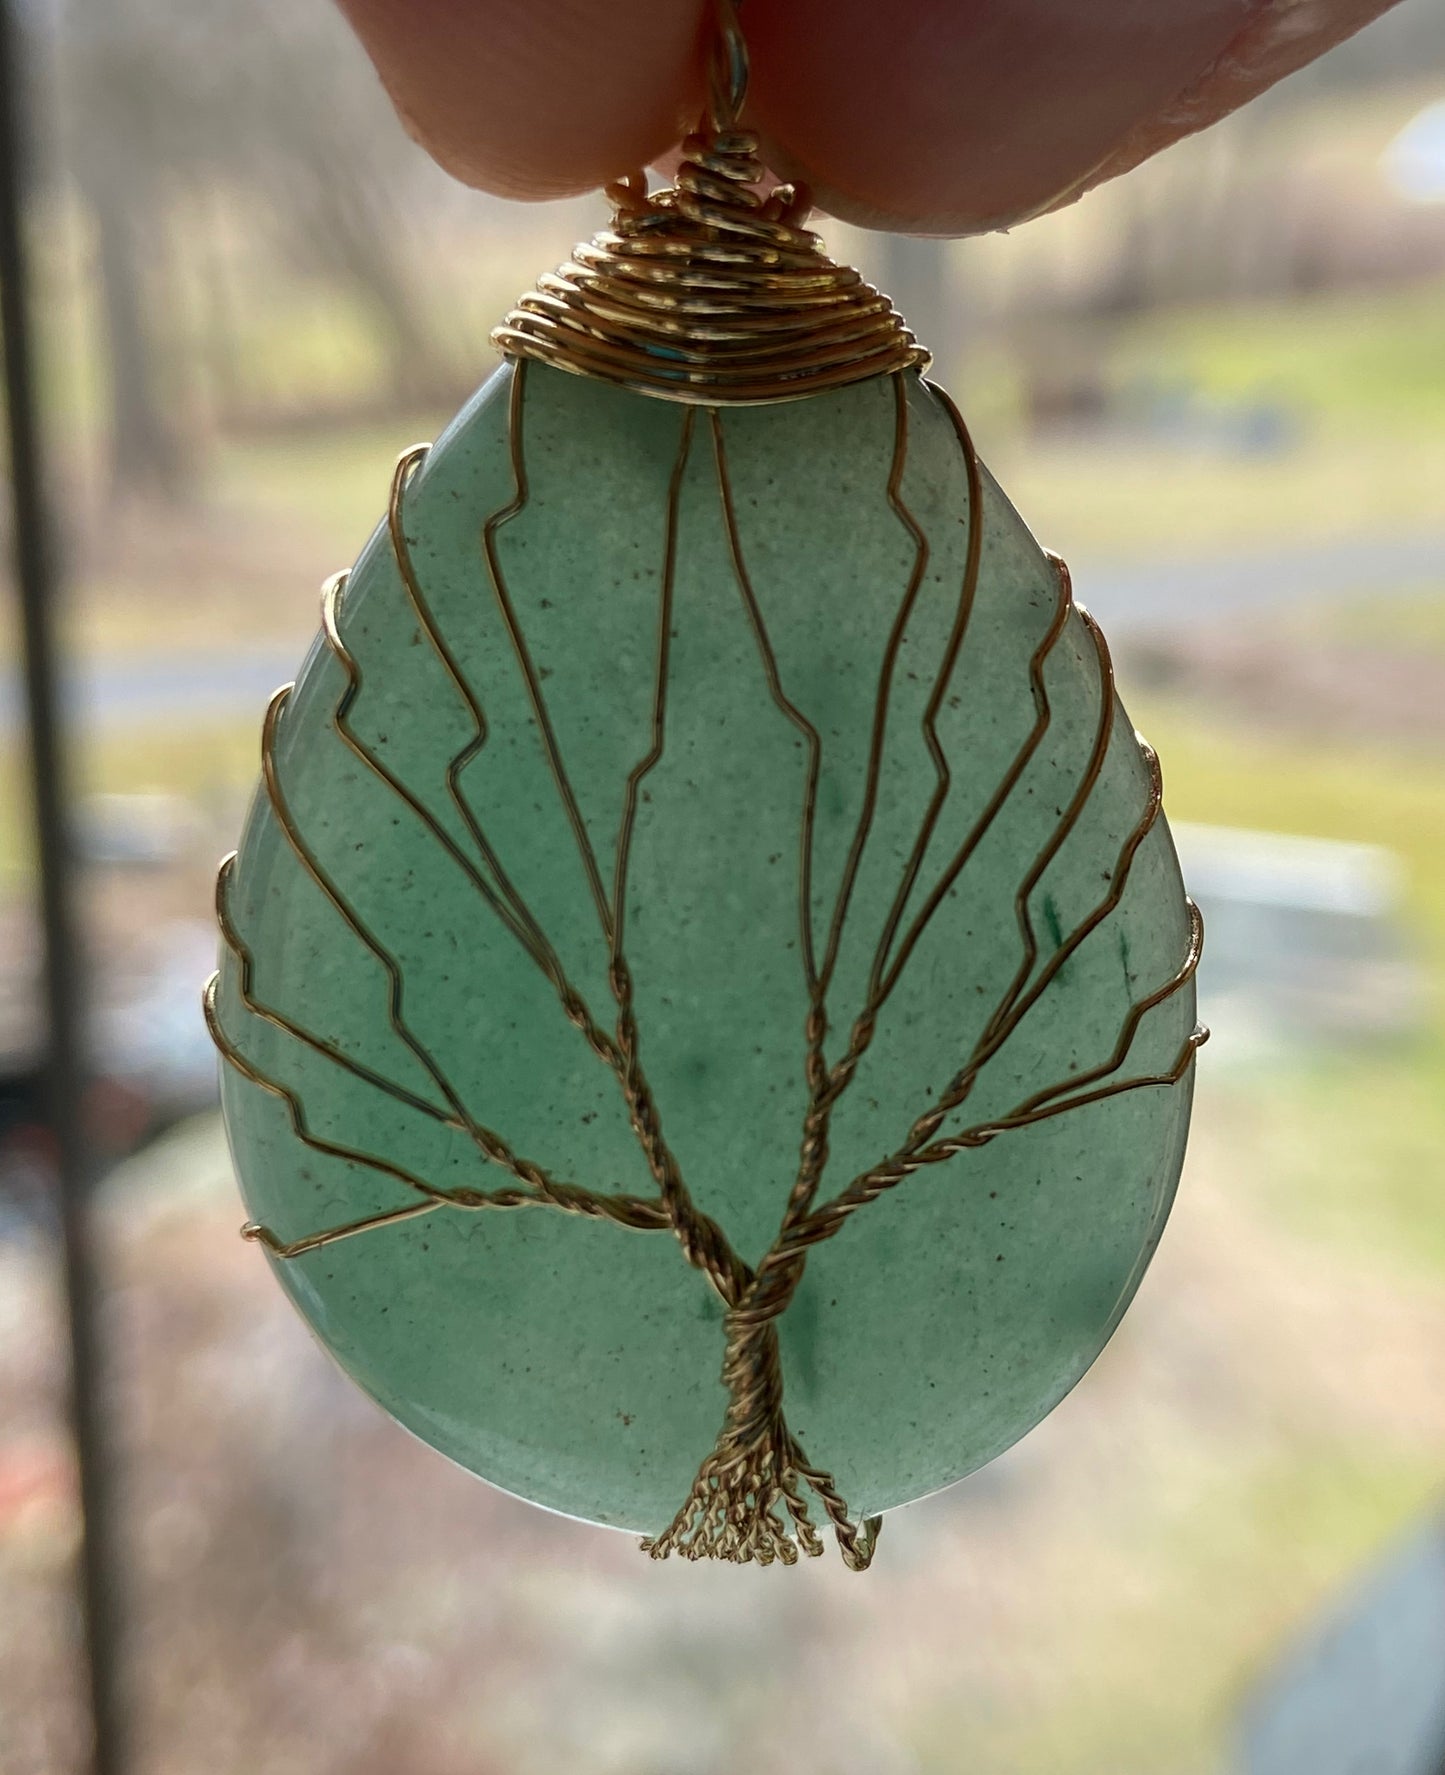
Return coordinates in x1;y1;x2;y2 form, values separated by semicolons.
492;4;928;404
212;364;1206;1569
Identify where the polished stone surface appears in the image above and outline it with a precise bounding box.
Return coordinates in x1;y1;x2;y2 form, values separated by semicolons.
217;361;1196;1535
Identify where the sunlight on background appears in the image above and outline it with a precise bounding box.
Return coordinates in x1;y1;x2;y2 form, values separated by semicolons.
3;2;1445;1772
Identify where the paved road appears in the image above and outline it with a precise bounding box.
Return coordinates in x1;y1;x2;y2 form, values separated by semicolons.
0;637;323;733
1;528;1442;732
1070;528;1445;631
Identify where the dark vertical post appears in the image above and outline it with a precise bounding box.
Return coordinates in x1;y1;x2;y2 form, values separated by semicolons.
0;3;124;1771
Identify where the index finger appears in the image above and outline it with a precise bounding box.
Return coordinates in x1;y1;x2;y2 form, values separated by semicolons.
337;0;1403;232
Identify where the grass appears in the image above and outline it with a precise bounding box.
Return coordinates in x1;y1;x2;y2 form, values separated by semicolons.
988;273;1445;559
0;716;259;885
1136;699;1445;1283
999;425;1445;560
209;417;451;566
1140;702;1445;988
1246;1057;1445;1280
948;1446;1443;1775
1123;279;1445;437
1284;581;1445;657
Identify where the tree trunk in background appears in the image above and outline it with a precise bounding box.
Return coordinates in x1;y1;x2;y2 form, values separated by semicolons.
320;200;441;410
84;157;188;500
292;152;449;412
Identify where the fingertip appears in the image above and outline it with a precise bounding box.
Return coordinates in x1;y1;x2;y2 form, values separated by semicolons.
745;0;1255;235
337;0;708;200
746;0;1400;236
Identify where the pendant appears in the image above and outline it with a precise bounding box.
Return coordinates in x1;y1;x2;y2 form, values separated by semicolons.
208;13;1204;1569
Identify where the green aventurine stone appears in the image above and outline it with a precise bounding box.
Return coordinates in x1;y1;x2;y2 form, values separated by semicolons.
216;360;1196;1537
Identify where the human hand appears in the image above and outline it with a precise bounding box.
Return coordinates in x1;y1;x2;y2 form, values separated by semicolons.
335;0;1401;234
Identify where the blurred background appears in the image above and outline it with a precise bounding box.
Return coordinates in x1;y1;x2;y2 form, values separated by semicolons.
4;0;1445;1770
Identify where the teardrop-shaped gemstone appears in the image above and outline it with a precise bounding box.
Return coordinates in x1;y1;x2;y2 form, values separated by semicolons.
213;360;1198;1539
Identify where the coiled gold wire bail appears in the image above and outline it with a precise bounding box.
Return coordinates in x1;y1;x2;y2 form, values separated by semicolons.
492;0;929;405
